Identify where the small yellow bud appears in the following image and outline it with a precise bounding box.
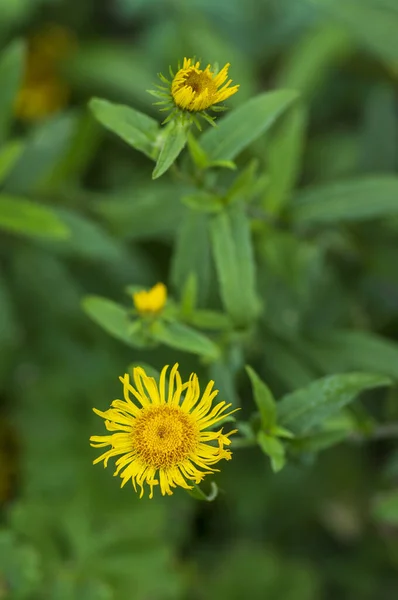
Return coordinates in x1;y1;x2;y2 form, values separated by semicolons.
133;283;167;315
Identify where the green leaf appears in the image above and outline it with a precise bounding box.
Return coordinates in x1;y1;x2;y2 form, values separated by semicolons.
0;530;41;599
291;429;348;454
187;130;209;169
200;90;298;161
179;272;198;318
152;120;190;179
171;210;211;306
93;182;186;241
210;160;237;170
257;431;286;473
245;365;277;431
89;97;159;160
229;203;258;307
360;83;398;173
209;204;257;327
0;195;69;239
189;309;231;331
273;426;295;439
152;321;220;359
187;131;236;171
182;191;223;213
226;159;259;203
187;482;219;502
303;330;398;380
0;140;24;185
0;40;25;143
66;42;154;106
82;296;147;348
372;490;398;526
277;372;391;435
3;112;79;194
264;103;307;215
45;111;101;188
291;176;398;224
45;208;124;262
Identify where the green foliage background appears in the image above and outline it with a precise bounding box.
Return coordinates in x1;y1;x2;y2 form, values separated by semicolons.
1;0;398;598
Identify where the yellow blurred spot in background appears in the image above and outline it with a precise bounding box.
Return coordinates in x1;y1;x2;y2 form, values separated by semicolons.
14;24;76;122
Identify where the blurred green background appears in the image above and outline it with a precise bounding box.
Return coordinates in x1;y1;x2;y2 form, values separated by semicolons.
1;0;398;598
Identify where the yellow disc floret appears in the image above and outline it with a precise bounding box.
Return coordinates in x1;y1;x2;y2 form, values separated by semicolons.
132;405;198;469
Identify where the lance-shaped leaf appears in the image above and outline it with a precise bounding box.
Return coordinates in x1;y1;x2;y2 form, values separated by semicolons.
264;103;307;215
0;195;69;239
152;320;220;359
200;90;298;161
246;366;277;432
303;330;398;380
82;296;148;348
290;176;398;224
152;120;190;179
90;98;159;160
4;112;79;194
257;431;286;473
277;372;391;435
0;140;24;185
171;210;211;306
210;203;257;327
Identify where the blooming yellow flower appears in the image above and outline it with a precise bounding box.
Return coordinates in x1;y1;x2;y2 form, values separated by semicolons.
90;363;238;498
133;282;167;315
14;24;75;122
171;58;239;112
149;57;239;126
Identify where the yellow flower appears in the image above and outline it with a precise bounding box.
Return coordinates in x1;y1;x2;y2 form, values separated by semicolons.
133;282;167;315
90;363;238;498
171;58;239;112
15;80;69;122
14;24;75;122
149;57;239;127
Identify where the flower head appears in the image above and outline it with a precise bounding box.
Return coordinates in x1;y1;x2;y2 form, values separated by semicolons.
133;282;167;316
90;363;238;498
172;59;239;112
149;58;239;127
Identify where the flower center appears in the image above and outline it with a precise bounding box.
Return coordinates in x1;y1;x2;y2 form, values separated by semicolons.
132;405;199;468
179;69;217;97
